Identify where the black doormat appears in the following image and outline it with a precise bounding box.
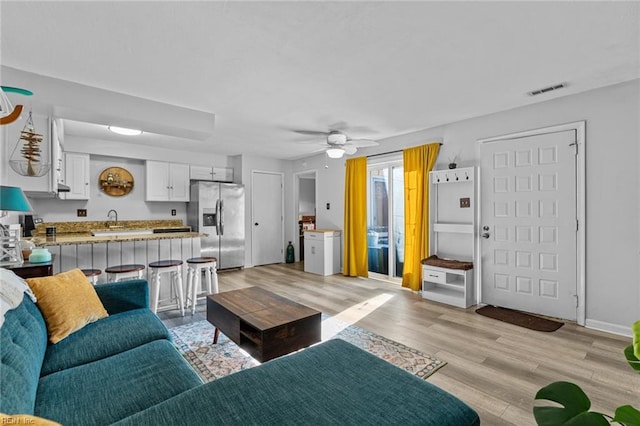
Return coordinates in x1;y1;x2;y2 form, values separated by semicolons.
476;305;564;332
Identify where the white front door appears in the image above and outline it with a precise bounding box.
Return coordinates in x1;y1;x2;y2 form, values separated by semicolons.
252;171;284;266
480;129;578;320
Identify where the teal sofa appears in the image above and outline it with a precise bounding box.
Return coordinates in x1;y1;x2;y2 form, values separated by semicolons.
1;279;480;425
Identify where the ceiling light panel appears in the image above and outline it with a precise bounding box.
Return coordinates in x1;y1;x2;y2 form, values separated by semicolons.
108;126;143;136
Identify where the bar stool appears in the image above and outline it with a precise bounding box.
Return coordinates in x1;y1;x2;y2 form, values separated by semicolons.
81;268;102;285
104;264;146;282
184;257;218;315
149;260;184;316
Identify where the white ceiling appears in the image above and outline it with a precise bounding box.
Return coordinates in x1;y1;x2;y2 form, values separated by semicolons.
1;1;638;160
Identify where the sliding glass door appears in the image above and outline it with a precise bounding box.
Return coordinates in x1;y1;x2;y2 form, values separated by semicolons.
367;160;404;280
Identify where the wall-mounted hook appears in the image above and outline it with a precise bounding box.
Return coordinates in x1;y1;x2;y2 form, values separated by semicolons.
465;172;469;180
455;173;459;181
446;174;450;182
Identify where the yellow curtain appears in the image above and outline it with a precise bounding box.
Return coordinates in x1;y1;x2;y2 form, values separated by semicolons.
343;157;368;277
402;143;440;290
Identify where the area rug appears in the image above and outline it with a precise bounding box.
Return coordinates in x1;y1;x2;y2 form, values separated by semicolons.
476;305;564;332
169;318;446;382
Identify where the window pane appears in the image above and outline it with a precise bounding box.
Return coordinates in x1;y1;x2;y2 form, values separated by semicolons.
392;166;404;277
368;168;388;274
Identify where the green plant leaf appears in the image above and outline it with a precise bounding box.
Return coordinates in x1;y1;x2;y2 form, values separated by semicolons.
533;408;609;426
534;382;610;425
632;320;640;362
624;345;640;373
613;405;640;426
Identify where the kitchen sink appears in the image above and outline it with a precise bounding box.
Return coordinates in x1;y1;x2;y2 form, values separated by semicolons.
91;229;154;237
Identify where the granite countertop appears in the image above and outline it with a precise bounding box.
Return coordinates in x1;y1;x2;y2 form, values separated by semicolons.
32;231;203;247
30;219;204;247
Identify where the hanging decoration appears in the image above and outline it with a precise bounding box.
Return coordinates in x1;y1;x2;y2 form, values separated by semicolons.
0;86;32;126
9;110;51;177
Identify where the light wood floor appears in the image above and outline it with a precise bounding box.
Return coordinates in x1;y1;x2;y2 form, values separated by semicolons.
159;262;638;425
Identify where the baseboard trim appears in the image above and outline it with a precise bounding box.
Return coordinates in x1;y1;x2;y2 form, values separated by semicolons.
585;319;632;337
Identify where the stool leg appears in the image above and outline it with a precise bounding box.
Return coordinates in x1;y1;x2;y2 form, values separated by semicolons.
175;268;185;317
211;262;219;294
191;267;198;312
184;267;190;309
185;266;193;310
213;327;220;345
205;266;212;295
151;270;161;314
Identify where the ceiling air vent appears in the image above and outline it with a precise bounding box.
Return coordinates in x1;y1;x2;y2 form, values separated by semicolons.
528;83;567;96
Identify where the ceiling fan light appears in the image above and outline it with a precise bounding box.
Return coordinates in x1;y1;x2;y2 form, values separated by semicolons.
326;148;345;159
108;126;143;136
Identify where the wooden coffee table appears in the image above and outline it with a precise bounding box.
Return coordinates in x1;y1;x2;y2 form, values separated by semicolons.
206;287;321;362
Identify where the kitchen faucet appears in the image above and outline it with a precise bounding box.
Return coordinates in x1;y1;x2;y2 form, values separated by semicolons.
107;209;118;226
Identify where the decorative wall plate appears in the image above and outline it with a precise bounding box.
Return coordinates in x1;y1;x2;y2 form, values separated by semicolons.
99;167;134;197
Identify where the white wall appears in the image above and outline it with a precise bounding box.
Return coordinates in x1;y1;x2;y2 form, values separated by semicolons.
299;79;639;333
292;156;346;232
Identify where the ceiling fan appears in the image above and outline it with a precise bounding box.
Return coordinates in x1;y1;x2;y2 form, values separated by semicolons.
293;128;379;158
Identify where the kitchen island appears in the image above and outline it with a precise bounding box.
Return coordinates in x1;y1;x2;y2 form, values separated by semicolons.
29;220;203;311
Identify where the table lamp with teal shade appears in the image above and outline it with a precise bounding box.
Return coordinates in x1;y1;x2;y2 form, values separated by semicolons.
0;186;33;266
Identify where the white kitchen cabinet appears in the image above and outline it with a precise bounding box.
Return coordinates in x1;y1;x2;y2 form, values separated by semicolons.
190;165;213;181
60;152;90;200
146;161;190;201
304;230;342;276
189;165;234;182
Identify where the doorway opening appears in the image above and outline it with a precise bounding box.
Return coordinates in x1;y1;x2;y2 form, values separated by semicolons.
294;171;317;262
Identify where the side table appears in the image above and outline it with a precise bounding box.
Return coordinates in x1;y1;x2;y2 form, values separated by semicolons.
6;260;54;279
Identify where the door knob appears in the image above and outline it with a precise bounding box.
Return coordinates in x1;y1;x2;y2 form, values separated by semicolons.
482;225;490;231
481;232;490;239
254;222;259;226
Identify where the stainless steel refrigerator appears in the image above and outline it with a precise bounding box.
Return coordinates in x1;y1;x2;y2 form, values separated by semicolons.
187;181;245;269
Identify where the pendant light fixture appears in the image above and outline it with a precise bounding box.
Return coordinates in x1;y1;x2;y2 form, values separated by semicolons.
0;86;32;126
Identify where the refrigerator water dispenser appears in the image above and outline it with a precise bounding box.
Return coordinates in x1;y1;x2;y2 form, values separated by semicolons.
202;213;216;227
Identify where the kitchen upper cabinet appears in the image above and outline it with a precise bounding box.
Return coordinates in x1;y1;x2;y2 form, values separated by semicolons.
146;161;190;202
189;165;234;182
170;163;190;201
60;152;90;200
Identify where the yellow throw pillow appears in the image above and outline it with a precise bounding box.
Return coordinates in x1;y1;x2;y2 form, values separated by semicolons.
26;268;108;344
0;413;61;425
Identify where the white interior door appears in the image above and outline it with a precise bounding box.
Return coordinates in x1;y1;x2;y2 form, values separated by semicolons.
252;171;284;266
480;129;578;320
